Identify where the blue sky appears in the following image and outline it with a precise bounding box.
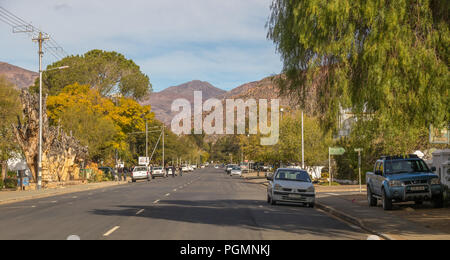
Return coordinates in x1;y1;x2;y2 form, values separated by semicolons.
0;0;282;92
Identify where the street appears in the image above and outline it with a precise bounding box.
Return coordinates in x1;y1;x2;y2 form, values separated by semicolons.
0;168;368;240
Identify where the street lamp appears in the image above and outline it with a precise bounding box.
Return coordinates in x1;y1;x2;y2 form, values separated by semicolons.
37;65;69;190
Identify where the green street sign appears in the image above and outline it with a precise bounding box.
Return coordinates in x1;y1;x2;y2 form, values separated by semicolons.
329;147;346;155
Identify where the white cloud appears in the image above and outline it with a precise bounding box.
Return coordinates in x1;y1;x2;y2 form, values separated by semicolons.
0;0;282;90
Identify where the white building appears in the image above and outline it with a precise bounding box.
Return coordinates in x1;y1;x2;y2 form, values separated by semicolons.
431;149;450;188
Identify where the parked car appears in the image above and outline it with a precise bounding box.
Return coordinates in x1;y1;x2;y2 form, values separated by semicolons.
131;166;151;182
226;164;238;174
366;155;444;210
152;166;166;178
167;167;176;176
181;165;189;173
230;166;243;177
267;168;315;208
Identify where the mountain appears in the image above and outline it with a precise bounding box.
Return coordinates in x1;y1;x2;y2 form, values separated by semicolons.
140;80;227;125
0;62;38;89
218;75;295;107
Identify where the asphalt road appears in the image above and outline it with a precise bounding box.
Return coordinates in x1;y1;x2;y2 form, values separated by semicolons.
0;168;369;240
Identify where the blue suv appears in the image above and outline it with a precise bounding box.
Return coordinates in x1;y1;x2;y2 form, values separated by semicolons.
366;155;444;210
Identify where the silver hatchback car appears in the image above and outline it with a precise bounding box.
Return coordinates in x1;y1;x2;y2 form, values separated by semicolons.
267;168;315;208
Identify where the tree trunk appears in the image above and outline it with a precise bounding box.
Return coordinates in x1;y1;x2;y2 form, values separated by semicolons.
1;161;6;188
12;90;88;186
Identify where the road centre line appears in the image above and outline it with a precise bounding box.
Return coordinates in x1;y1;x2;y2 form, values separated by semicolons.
103;226;120;237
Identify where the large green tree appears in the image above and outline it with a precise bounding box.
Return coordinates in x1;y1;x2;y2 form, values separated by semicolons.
0;76;21;185
34;49;152;100
268;0;449;146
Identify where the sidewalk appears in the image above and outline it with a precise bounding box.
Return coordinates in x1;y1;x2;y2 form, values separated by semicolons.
245;178;450;240
316;194;450;240
0;181;128;206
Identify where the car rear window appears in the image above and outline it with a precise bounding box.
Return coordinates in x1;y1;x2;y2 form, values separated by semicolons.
134;167;147;172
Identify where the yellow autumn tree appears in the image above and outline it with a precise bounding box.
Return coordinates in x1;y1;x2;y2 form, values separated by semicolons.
47;83;154;162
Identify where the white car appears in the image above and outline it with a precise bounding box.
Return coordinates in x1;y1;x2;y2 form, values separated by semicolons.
230;166;242;177
182;165;189;172
132;166;150;182
267;168;315;208
152;167;166;178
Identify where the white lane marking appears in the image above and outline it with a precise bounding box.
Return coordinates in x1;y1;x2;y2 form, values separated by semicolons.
165;193;170;197
367;235;381;240
103;226;120;237
154;200;160;204
326;193;341;196
72;196;78;199
136;209;145;215
67;235;81;240
173;189;177;192
51;201;57;203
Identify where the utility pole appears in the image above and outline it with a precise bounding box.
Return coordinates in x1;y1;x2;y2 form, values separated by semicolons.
32;32;49;190
145;119;148;164
162;125;165;167
301;111;304;169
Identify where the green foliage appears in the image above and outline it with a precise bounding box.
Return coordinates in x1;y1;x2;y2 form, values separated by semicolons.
268;0;449;151
33;49;152;100
0;76;21;162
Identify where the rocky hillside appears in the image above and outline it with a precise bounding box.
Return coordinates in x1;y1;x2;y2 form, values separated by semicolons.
0;62;38;89
140;80;226;125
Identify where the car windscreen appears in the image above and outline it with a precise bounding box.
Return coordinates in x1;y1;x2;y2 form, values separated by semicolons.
275;170;311;182
232;167;241;170
384;159;430;175
134;167;147;172
153;167;162;170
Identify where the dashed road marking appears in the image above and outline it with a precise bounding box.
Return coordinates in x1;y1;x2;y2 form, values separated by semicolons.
103;226;120;237
154;200;160;204
136;209;145;215
67;235;81;240
165;193;170;197
367;235;381;240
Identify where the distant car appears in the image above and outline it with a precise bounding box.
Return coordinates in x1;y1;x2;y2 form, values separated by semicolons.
182;165;189;172
214;165;219;169
132;166;150;183
167;167;176;176
152;167;166;178
267;168;315;208
226;164;238;174
230;166;242;177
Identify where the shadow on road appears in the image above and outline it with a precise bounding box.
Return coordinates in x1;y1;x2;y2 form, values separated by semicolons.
91;199;363;239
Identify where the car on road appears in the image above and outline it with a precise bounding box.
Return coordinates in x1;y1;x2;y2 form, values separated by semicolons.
226;164;238;174
131;166;151;182
267;168;315;208
152;167;166;178
366;155;444;210
230;166;242;177
181;165;189;173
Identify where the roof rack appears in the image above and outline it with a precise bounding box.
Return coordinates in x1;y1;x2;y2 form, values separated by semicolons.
380;154;419;160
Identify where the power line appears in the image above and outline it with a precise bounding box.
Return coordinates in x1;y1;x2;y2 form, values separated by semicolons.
0;6;69;61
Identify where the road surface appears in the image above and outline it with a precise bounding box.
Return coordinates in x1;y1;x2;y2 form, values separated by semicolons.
0;168;369;240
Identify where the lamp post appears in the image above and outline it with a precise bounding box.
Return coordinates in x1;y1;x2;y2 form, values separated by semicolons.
37;65;69;190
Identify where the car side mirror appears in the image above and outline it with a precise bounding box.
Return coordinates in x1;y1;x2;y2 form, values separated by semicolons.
431;167;437;172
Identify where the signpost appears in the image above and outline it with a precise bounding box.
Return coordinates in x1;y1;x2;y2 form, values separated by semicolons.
355;148;363;193
139;157;149;166
329;147;346;186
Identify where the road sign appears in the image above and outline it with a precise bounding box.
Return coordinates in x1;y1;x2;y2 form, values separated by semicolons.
329;147;346;155
139;157;149;166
